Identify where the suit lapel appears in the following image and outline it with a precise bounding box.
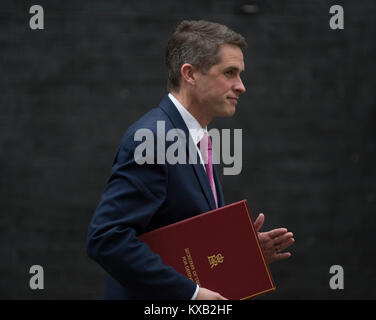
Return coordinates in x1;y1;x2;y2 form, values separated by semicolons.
159;95;218;210
213;164;224;207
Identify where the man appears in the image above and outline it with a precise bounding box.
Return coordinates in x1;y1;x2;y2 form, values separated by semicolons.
87;20;294;300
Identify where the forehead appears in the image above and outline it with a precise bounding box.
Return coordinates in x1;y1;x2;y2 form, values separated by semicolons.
215;44;245;70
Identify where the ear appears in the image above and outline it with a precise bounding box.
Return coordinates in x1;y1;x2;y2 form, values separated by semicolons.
180;63;197;86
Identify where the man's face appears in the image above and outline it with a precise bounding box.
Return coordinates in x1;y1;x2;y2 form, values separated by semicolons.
193;44;246;119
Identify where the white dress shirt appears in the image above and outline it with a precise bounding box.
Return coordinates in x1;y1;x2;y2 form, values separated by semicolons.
168;93;207;169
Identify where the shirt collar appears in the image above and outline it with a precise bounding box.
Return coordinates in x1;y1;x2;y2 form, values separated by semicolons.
168;93;207;145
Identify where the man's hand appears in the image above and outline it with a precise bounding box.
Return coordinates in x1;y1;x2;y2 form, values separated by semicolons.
254;213;295;264
196;287;227;300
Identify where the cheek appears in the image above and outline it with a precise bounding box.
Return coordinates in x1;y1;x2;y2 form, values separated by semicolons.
217;78;233;93
207;80;230;97
197;76;229;101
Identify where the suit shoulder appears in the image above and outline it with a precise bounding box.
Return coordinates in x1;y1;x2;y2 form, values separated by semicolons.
133;108;167;129
122;107;175;143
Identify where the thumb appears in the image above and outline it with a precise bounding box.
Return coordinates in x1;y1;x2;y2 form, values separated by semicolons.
254;213;265;232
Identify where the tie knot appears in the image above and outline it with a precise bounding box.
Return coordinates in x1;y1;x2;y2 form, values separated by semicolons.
197;132;212;151
197;132;212;164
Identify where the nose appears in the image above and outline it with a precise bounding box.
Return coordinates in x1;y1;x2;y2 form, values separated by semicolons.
234;76;246;94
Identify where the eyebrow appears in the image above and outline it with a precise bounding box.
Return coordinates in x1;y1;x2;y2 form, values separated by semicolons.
224;66;245;73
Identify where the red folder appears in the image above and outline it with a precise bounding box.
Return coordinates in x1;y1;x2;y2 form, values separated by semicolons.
139;200;276;300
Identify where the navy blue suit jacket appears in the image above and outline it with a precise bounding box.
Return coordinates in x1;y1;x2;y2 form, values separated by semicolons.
86;95;224;299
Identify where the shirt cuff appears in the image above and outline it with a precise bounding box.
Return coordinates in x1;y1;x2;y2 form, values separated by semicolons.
191;284;200;300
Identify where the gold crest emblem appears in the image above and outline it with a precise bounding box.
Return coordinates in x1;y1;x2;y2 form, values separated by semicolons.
208;253;224;269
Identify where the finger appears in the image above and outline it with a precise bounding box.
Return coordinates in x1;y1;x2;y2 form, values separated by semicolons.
217;293;228;300
274;234;294;246
273;252;291;261
278;237;295;251
254;213;264;232
273;232;294;245
267;228;288;239
273;238;295;255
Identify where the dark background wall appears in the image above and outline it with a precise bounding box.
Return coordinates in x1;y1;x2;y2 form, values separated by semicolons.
1;0;375;299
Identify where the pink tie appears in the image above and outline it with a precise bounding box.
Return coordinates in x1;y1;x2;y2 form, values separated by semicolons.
198;133;218;208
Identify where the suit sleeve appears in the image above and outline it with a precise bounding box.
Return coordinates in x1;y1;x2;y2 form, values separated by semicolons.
86;131;197;299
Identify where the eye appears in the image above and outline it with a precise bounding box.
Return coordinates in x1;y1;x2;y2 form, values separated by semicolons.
225;69;235;76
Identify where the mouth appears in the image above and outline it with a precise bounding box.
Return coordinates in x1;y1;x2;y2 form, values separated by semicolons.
227;96;239;104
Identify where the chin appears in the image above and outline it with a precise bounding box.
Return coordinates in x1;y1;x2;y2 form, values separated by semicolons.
225;106;236;117
214;103;236;118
